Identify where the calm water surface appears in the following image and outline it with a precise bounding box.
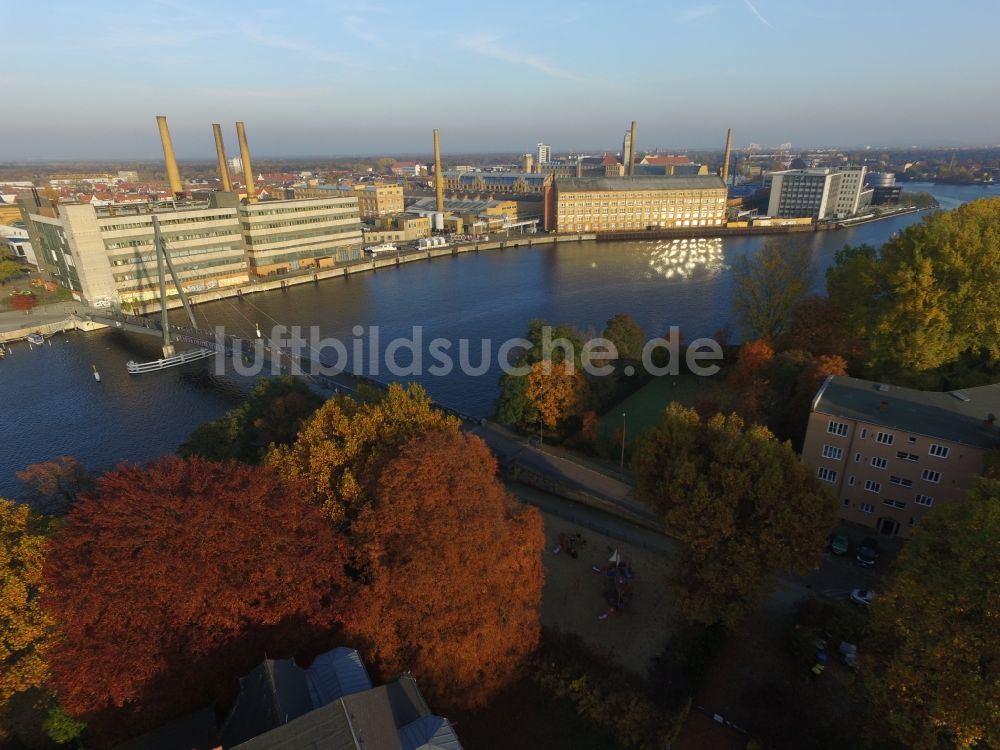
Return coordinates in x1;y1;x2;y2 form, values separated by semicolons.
2;182;997;496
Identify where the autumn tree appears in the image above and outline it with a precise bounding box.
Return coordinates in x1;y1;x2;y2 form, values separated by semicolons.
344;430;544;710
524;359;590;438
494;319;584;430
634;405;836;626
827;198;1000;375
782;294;865;367
16;456;93;516
42;456;349;744
603;313;646;363
181;376;322;464
726;339;775;426
865;478;1000;750
0;499;50;736
10;292;36;313
732;241;815;340
268;383;460;524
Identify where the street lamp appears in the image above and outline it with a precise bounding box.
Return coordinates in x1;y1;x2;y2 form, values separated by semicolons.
620;412;626;477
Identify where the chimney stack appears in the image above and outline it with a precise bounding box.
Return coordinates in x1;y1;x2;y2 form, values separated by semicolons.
433;128;444;213
212;124;233;193
155;115;184;198
235;121;257;203
722;127;733;185
986;413;996;429
628;120;637;177
879;400;889;412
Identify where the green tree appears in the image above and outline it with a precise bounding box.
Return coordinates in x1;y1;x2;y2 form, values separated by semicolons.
865;478;1000;750
603;313;645;362
180;376;322;464
634;405;836;626
732;241;815;340
828;198;1000;375
0;261;23;284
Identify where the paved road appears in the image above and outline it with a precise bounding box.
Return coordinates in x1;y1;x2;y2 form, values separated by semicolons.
0;300;78;336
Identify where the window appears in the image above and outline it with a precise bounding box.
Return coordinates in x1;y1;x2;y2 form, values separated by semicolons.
843;497;850;506
896;451;919;462
876;431;894;445
890;476;913;487
871;457;888;470
822;445;843;460
848;476;856;486
864;480;881;493
883;499;906;510
915;494;934;507
827;420;849;436
928;444;950;459
859;503;875;514
921;469;941;484
908;436;917;443
854;452;862;463
860;428;868;439
817;467;838;483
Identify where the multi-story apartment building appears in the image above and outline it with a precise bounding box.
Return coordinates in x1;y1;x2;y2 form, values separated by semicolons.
802;375;1000;538
238;195;362;276
293;183;403;221
22;193;249;306
536;143;551;165
766;166;869;219
553;175;728;233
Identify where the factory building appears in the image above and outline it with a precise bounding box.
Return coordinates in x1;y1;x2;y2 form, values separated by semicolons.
441;171;552;195
294;183;404;221
552;175;728;233
239;195;363;277
21;193;250;307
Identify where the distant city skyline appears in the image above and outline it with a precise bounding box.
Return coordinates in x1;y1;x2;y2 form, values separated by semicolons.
4;0;999;160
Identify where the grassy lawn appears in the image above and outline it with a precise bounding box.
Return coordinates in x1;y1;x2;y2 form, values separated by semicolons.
599;373;733;445
455;677;626;750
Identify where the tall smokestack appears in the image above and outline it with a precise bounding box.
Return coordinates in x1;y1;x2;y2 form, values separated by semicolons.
628;120;637;177
212;124;233;193
722;127;733;184
235;121;257;203
433;128;444;213
155;115;184;198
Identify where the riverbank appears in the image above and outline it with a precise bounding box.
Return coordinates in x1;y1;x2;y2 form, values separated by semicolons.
0;301;106;345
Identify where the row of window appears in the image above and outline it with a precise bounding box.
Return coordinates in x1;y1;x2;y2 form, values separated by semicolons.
825;422;951;457
855;494;935;515
816;468;941;487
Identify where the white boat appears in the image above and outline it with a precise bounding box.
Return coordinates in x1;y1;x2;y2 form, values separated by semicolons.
365;243;398;256
126;347;215;374
26;332;44;346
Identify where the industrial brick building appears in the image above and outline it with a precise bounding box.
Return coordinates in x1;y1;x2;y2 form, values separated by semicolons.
552;175;728;232
802;375;1000;538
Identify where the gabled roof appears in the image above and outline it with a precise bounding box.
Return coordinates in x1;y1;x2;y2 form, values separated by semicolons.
399;715;463;750
231;701;356;750
641;155;691;166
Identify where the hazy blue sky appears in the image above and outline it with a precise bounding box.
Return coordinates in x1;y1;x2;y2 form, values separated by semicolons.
3;0;998;159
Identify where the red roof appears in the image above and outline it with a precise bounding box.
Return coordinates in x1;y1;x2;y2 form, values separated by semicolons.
601;155;620;166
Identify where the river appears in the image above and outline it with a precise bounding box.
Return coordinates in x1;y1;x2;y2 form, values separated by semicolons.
2;182;997;497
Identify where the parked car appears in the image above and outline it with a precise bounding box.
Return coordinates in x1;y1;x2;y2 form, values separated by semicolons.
856;537;879;568
851;589;874;608
830;532;851;555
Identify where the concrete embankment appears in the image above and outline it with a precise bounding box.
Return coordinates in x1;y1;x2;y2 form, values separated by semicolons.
0;316;105;345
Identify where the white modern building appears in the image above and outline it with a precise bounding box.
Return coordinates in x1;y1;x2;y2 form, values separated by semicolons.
536;142;551;165
767;166;870;220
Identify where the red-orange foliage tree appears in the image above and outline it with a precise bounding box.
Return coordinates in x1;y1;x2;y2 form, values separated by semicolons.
345;430;544;711
41;456;349;745
728;339;775;424
10;293;36;313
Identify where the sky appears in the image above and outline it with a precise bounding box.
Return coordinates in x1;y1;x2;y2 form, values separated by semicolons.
1;0;999;160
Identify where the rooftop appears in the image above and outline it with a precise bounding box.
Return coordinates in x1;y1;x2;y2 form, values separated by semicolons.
813;376;1000;450
555;175;727;192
